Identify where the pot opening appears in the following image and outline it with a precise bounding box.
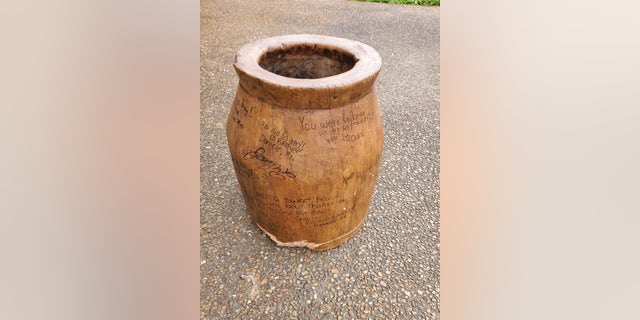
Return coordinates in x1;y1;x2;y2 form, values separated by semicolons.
258;44;358;79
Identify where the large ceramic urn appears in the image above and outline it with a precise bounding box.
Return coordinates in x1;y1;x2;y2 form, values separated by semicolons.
226;34;383;250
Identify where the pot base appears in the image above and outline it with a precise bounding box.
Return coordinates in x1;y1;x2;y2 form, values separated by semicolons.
256;217;366;251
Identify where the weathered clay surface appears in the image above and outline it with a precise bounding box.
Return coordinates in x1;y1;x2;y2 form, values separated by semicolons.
226;34;383;250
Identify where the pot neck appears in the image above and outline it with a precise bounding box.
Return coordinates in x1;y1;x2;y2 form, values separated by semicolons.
233;35;382;110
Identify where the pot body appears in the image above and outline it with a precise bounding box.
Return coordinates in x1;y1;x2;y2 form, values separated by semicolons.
226;35;383;250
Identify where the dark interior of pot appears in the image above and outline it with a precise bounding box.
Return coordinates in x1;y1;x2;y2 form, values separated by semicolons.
259;44;358;79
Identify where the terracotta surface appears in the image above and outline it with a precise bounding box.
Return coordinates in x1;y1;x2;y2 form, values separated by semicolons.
226;34;384;250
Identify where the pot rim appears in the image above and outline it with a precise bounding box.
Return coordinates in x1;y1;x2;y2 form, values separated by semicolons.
233;34;382;109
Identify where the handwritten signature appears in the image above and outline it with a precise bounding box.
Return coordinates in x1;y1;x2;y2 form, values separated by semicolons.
243;147;296;180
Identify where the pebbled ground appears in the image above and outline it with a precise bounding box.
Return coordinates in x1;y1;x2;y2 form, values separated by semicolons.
201;0;439;318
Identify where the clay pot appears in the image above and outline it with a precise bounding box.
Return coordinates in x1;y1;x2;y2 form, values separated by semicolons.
226;34;383;250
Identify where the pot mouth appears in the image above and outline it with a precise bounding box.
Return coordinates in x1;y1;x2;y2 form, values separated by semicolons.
234;34;381;109
258;44;358;79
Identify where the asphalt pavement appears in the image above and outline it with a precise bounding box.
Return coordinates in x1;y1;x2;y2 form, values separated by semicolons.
201;0;440;318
